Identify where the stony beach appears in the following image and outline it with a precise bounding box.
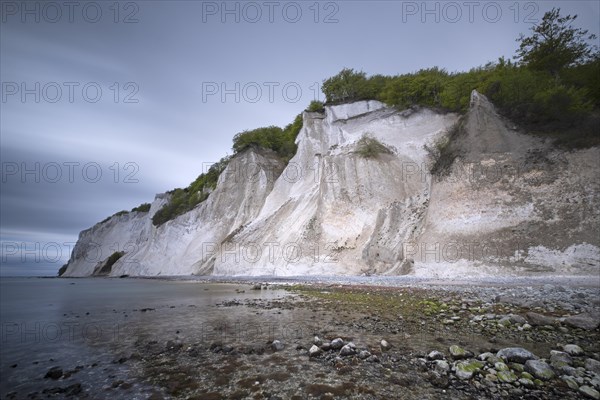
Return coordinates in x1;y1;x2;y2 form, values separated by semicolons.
6;277;598;399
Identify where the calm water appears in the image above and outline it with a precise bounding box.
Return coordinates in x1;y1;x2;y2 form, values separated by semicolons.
0;277;293;399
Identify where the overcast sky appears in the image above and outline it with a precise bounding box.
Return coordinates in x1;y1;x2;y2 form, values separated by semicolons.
1;0;599;276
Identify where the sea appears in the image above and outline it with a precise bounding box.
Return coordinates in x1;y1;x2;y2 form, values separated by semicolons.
0;277;292;399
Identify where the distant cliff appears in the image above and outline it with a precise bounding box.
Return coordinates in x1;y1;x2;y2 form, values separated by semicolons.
62;91;600;277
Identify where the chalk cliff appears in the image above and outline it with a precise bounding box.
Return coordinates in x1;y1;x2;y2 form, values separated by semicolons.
62;91;600;277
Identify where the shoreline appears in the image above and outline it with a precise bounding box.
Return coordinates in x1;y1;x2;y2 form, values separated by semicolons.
44;273;600;289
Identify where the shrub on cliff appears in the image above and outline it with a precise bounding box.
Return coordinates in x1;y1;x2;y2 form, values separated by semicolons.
232;113;303;162
306;100;325;112
355;134;393;159
152;156;230;226
131;203;151;213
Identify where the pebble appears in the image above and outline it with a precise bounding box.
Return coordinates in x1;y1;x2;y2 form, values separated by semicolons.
525;360;556;380
579;385;600;400
497;370;517;383
494;362;509;371
550;351;573;368
308;345;321;357
508;314;527;324
433;360;449;374
564;312;600;331
427;350;445;361
455;360;484;380
561;375;579;390
44;367;63;380
585;359;600;375
330;338;344;350
339;344;356;357
271;340;284;352
380;339;390;352
496;347;537;364
313;336;323;346
449;345;468;359
519;377;535;388
525;312;556;326
563;344;584;356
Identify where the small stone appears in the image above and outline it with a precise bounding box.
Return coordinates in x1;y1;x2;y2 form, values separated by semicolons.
366;355;379;363
455;360;484;380
518;378;535;388
339;344;356;357
561;375;579;390
358;350;371;360
427;351;445;361
433;360;450;374
509;314;527;325
526;312;556;326
497;347;538;364
380;340;390;352
550;351;573;368
498;317;511;327
428;370;449;388
560;366;579;376
563;344;584;356
525;360;555;380
497;370;517;383
510;363;525;372
579;385;600;400
271;340;284;352
585;359;600;375
449;345;467;359
320;342;331;351
313;336;323;346
330;338;344;350
494;362;509;371
478;352;494;361
521;323;532;330
44;366;63;380
309;345;321;357
487;356;502;365
565;312;600;331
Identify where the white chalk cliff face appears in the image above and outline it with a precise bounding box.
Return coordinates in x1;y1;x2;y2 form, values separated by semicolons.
63;91;600;277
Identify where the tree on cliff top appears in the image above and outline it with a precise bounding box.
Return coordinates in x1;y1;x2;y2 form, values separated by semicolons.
322;68;369;104
515;8;598;78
